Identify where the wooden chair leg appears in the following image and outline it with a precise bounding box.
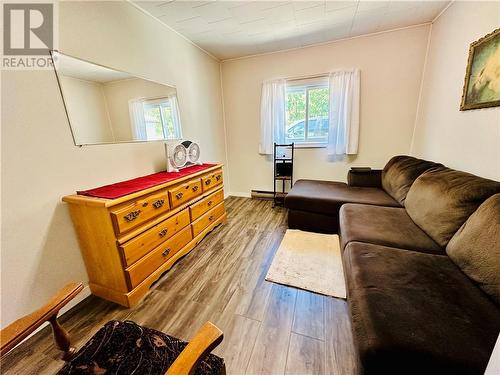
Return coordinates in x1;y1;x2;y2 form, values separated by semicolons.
48;316;76;361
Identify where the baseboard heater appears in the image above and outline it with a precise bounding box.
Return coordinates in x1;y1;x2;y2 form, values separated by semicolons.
251;190;287;200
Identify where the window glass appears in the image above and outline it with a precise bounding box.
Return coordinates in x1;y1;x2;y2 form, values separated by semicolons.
285;78;329;145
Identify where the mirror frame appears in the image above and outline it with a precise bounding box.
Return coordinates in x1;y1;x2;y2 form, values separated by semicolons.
50;50;181;147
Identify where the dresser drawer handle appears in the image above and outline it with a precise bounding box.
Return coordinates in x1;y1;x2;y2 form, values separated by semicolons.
192;185;199;192
123;210;141;222
209;215;214;222
175;192;183;200
162;248;171;257
216;175;221;181
152;199;165;209
159;229;168;237
205;179;211;185
207;200;213;207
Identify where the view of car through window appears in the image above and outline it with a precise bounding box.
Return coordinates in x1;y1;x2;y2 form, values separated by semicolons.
285;83;329;144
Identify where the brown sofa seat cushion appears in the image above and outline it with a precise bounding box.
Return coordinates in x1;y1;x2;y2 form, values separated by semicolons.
339;203;443;254
343;242;500;375
447;194;500;304
405;167;500;247
382;155;442;204
285;179;399;216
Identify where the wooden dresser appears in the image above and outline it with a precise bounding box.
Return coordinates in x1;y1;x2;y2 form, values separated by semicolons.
62;164;226;307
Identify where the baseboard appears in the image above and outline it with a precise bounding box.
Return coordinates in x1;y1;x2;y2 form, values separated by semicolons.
14;284;92;349
228;191;252;198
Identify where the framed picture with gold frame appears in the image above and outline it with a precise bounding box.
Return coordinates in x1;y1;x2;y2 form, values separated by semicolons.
460;28;500;111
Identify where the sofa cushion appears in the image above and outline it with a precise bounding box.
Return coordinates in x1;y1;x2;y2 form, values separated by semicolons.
343;241;500;375
447;194;500;304
339;203;443;254
285;179;400;216
405;167;500;247
381;155;442;205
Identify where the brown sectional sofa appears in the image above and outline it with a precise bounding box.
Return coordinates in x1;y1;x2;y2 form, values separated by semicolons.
284;155;500;374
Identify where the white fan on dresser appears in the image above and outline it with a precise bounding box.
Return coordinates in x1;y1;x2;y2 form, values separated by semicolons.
165;140;202;172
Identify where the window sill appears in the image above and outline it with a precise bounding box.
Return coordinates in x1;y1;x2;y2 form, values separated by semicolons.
290;142;327;149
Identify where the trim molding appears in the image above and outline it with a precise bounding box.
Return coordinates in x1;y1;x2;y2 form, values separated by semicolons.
228;192;252;198
410;22;433;155
432;1;455;24
219;63;231;194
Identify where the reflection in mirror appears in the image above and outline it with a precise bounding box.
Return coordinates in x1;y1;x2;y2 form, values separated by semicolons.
52;51;182;145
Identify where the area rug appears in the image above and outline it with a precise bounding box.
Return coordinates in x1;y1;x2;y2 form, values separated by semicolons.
265;229;346;299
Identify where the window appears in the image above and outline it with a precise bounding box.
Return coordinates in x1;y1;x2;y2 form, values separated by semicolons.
129;96;182;141
285;77;329;146
142;98;181;140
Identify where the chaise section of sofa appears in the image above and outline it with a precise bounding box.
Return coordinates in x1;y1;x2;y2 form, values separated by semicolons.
284;155;441;233
286;180;399;233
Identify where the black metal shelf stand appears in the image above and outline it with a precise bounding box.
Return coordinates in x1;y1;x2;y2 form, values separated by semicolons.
273;142;294;208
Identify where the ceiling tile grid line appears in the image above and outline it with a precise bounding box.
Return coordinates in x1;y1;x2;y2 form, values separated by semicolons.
133;1;451;60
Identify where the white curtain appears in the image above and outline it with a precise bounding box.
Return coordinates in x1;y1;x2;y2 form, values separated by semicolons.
169;95;183;139
259;79;286;155
129;99;147;140
327;69;360;155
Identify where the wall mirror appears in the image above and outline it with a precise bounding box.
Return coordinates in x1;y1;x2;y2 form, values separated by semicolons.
51;51;182;146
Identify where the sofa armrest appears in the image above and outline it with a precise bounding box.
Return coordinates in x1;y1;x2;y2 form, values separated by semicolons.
348;168;382;188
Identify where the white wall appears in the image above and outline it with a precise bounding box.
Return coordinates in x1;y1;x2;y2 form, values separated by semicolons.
222;25;430;195
411;1;500;180
1;1;226;327
59;76;114;144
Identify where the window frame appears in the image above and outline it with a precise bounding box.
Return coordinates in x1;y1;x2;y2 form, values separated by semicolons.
285;76;329;148
142;97;182;141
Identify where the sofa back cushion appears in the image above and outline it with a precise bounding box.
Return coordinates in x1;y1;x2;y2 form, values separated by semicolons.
382;155;442;204
405;167;500;247
447;194;500;304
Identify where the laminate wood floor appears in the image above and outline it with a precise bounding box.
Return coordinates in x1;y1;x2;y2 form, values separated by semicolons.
1;197;357;375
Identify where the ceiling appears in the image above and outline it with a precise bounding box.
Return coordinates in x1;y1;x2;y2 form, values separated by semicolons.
133;1;450;60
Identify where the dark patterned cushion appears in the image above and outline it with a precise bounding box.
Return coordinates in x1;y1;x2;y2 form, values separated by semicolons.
57;321;224;375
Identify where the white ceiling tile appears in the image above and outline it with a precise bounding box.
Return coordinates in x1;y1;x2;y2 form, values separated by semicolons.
292;1;325;11
261;3;296;24
194;2;233;23
295;3;327;25
386;0;421;13
174;16;213;34
132;0;450;59
325;4;357;24
356;0;389;13
325;0;358;12
350;15;382;36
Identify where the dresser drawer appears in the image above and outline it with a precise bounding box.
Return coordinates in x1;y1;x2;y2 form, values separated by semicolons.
190;189;224;221
110;190;170;235
126;226;192;288
168;178;202;209
119;209;190;267
192;202;225;237
201;170;223;192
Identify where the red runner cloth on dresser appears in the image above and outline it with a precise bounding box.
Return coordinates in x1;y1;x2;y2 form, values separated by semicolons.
77;163;218;199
